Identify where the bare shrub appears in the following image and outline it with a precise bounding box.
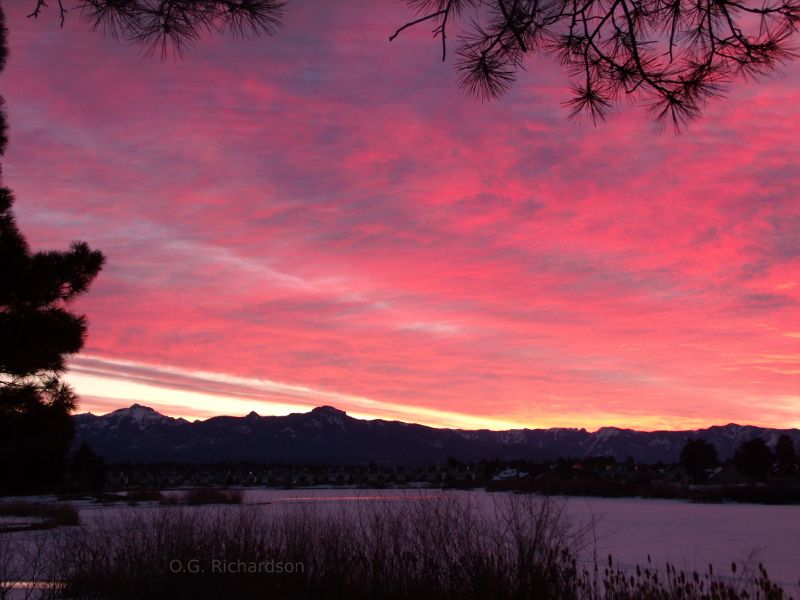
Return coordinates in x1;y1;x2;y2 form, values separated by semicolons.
0;530;65;600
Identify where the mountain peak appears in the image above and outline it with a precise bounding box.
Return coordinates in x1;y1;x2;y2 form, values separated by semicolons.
109;403;159;416
595;426;627;440
310;405;347;416
107;403;170;427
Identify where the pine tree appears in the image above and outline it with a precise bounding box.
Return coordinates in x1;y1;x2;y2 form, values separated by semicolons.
775;435;798;476
732;437;774;483
69;441;107;491
679;439;719;483
25;0;800;129
0;2;104;493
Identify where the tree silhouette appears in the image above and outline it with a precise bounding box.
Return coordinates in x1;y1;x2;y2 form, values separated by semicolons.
26;0;800;129
774;434;798;475
0;3;105;493
732;437;774;482
28;0;285;57
679;438;718;483
69;441;107;491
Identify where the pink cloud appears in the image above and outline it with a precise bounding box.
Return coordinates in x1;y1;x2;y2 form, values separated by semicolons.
2;2;798;430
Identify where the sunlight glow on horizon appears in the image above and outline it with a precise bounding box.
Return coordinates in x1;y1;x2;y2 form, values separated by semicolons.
65;355;799;432
66;355;539;430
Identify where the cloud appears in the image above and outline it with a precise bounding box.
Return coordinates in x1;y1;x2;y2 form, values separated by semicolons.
2;1;798;430
67;355;528;430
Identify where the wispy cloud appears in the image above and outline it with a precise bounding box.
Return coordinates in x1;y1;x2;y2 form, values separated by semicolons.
2;2;798;430
68;355;527;430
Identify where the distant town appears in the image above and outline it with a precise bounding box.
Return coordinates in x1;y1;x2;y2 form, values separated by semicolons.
75;449;800;505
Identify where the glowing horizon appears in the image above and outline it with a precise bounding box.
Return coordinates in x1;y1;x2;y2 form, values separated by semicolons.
66;355;798;432
3;2;799;433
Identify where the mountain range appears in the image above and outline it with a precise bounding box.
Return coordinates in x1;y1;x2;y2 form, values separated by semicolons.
73;404;800;465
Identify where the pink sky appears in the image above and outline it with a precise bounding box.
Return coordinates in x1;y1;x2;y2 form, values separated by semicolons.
2;2;798;431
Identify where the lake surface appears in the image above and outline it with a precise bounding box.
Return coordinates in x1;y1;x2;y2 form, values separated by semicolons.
249;489;800;592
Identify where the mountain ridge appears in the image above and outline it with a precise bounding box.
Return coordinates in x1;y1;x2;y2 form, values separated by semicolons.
73;404;800;465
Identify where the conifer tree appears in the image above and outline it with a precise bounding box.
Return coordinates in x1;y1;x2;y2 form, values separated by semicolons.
0;2;104;493
775;434;798;476
732;437;774;482
25;0;800;128
679;438;719;483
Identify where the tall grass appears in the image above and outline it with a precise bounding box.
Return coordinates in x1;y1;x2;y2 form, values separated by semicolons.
4;494;792;599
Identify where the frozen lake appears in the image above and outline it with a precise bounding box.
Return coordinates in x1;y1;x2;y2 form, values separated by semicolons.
4;489;800;595
561;495;800;589
249;489;800;592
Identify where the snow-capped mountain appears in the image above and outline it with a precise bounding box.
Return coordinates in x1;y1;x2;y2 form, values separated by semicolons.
83;403;183;430
73;404;800;465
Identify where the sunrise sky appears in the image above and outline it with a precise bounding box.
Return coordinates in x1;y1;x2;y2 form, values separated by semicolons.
2;2;798;431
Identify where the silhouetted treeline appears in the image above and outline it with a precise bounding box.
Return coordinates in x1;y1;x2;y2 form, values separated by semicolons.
70;435;800;505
